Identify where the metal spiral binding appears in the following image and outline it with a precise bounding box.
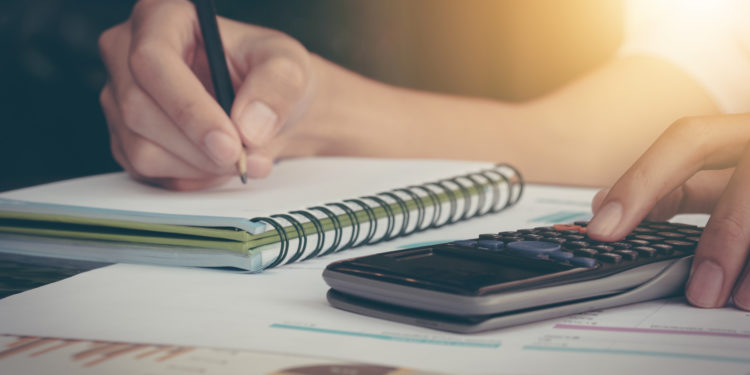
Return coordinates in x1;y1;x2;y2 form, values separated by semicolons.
344;199;378;245
251;163;523;270
326;202;360;252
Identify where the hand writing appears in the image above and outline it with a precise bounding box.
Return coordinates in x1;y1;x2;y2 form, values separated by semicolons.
98;0;315;190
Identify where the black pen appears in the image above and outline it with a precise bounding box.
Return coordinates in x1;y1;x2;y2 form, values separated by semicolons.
194;0;247;183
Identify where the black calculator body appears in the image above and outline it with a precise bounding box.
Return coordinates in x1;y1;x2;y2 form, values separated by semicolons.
323;221;702;333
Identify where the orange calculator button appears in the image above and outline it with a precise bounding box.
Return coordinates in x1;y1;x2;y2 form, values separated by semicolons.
553;224;587;233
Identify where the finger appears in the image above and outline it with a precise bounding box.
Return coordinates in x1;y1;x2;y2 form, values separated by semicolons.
686;143;750;309
591;189;608;213
116;81;236;175
101;85;218;182
230;37;312;147
100;20;233;177
643;169;734;221
590;170;730;222
127;0;242;168
244;149;274;179
587;114;750;241
105;87;229;190
100;84;134;173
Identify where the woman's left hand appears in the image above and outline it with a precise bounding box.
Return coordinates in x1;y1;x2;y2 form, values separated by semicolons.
587;113;750;310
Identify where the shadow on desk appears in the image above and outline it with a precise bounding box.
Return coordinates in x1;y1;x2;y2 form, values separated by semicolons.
0;253;108;299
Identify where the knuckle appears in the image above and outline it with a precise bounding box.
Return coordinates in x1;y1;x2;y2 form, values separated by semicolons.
704;214;749;246
128;43;158;81
664;116;714;165
97;27;116;55
667;117;711;149
669;116;710;136
263;56;308;98
624;164;654;198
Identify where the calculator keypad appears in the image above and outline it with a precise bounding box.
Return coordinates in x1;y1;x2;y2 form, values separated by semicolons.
454;221;702;269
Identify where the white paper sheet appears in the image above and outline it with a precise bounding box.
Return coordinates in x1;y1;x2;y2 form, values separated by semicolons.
0;157;499;218
0;334;444;375
2;185;741;375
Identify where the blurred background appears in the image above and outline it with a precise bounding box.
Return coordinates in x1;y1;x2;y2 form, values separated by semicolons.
0;0;623;192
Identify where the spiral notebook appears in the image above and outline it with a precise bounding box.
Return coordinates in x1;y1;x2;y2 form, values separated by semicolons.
0;157;523;272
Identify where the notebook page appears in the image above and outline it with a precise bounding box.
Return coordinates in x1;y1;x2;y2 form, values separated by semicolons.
0;157;496;220
0;157;509;270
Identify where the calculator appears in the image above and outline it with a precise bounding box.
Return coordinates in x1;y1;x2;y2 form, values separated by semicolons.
323;221;702;333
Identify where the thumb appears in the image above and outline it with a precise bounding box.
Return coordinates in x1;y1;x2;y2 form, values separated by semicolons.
231;52;312;148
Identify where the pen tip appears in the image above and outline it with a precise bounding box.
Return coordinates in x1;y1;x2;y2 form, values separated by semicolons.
237;149;248;184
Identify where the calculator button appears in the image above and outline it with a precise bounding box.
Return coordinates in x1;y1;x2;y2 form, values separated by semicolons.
634;234;665;242
596;252;623;264
564;234;586;241
453;240;477;248
610;242;632;250
573;248;598;258
633;227;656;233
534;226;556;232
548;251;575;261
657;231;685;239
522;234;544;241
633;246;657;258
547;237;569;245
563;241;589;250
553;224;586;233
477;239;504;250
648;224;675;230
569;256;598;268
627;239;651;247
651;243;674;255
592;244;615;253
479;233;503;240
500;236;524;243
677;228;703;236
507;241;561;256
615;249;638;261
663;239;694;251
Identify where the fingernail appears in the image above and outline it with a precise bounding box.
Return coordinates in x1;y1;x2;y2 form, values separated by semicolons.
239;101;277;146
587;201;623;237
732;272;750;309
203;130;239;166
686;260;724;307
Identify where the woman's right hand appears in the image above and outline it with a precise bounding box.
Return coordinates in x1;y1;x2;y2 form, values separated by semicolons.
98;0;317;190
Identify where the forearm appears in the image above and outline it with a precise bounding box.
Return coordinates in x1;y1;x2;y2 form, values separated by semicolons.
292;55;720;186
